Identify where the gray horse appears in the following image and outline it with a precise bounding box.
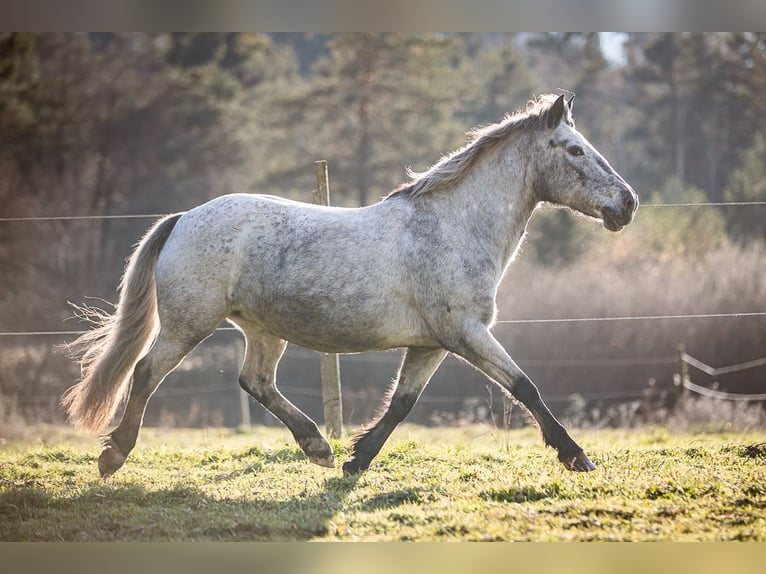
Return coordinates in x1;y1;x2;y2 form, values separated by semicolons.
62;94;638;479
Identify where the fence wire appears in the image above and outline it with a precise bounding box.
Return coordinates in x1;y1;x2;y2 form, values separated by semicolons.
2;310;765;339
2;200;765;412
682;379;766;402
1;201;764;331
678;351;766;402
2;200;765;223
682;353;766;377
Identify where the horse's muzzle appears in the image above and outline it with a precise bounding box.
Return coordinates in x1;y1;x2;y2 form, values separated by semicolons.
602;186;638;232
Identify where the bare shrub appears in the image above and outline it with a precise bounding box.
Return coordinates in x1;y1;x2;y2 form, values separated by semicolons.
0;388;25;441
498;212;766;417
668;396;766;433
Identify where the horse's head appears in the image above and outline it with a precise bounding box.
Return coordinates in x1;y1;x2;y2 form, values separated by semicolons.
532;94;638;232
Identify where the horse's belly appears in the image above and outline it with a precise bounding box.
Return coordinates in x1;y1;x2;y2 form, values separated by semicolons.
236;294;436;353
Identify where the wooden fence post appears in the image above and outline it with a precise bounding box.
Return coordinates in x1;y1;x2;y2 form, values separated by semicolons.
313;160;343;439
676;343;688;399
236;337;251;428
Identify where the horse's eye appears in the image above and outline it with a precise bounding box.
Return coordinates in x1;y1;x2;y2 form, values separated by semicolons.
567;145;585;157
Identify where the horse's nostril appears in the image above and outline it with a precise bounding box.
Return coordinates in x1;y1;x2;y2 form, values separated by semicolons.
624;191;636;213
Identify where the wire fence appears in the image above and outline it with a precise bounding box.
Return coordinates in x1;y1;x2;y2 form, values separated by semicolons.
3;309;766;339
6;335;764;408
1;199;765;420
2;198;765;352
682;379;766;402
680;351;766;402
2;200;766;223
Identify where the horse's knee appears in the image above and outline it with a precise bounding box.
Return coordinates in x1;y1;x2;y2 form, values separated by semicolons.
238;376;253;396
131;357;153;389
238;375;272;403
510;374;541;405
386;389;420;422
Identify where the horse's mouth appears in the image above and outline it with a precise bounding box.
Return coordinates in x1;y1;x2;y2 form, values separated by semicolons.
601;208;631;232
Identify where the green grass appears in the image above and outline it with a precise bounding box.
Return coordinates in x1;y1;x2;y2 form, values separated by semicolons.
1;424;764;541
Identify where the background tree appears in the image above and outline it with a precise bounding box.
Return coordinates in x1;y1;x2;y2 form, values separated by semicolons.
457;33;535;127
264;33;467;206
724;133;766;243
624;33;766;202
0;33;278;327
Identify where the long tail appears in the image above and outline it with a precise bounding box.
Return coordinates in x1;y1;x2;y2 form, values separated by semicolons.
61;213;183;433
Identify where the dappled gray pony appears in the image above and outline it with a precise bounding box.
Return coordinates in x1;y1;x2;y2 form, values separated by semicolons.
63;94;638;479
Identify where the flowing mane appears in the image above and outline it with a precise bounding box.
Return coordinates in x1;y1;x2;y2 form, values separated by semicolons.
388;93;574;200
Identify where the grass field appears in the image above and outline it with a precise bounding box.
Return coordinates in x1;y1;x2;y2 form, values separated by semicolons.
1;424;764;541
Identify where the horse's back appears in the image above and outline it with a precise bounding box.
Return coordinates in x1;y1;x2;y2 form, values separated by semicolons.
154;193;432;351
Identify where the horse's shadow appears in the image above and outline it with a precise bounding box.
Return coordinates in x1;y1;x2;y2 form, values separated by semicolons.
1;469;363;541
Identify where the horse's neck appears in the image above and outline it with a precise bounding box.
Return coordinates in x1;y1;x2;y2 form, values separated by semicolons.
431;144;538;270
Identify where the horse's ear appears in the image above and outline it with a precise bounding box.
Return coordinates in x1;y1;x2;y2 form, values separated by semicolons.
547;94;567;129
565;94;575;112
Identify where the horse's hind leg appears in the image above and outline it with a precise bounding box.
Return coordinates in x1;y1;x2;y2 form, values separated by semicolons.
99;333;205;478
343;347;446;475
236;322;335;468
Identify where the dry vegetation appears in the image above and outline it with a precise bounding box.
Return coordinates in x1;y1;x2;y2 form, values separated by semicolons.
496;207;766;399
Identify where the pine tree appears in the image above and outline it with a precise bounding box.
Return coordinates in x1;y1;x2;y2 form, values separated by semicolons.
724;133;766;243
625;33;766;202
262;33;466;206
0;33;279;326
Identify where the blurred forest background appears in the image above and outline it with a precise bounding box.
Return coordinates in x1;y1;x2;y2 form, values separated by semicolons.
1;33;765;432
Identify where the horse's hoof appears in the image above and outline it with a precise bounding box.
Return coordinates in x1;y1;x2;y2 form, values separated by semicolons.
299;437;335;468
560;451;597;472
98;442;127;479
309;452;336;468
341;458;368;477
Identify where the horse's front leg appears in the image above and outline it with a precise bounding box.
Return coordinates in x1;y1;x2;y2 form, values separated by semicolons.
343;347;447;475
451;322;596;472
